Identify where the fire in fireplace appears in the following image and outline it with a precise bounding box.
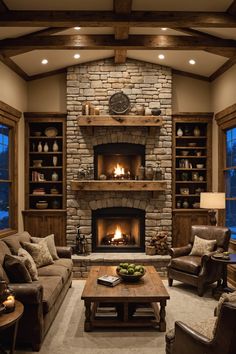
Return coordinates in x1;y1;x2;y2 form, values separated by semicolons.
92;207;145;252
94;143;145;180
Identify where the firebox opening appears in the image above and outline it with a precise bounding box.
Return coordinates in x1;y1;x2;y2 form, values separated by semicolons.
92;207;145;252
94;143;145;180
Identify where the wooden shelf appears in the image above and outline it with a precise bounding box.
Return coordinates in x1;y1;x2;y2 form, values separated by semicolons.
30;194;63;197
77;115;163;127
176;181;206;183
71;180;167;192
30;181;63;183
29;152;63;154
176;147;206;149
175;136;206;139
175;194;200;197
29;136;63;139
30;166;63;169
176;168;206;171
176;156;207;158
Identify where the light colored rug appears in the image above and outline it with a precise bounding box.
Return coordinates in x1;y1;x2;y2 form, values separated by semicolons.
17;280;217;354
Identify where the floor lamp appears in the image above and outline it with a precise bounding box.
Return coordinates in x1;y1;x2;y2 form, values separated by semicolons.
200;192;226;226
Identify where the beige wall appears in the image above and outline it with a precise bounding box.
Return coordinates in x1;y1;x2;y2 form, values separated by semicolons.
172;74;211;113
211;64;236;191
0;62;27;232
27;73;67;112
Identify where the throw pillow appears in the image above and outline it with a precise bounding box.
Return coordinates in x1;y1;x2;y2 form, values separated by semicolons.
18;248;39;281
190;235;216;256
22;240;54;268
31;234;59;260
4;254;32;283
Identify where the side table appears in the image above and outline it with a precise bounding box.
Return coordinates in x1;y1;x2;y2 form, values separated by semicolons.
211;254;236;299
0;300;24;354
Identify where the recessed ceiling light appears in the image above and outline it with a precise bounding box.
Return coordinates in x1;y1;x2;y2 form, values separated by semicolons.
189;59;196;65
74;53;81;59
74;27;81;30
161;28;167;31
41;59;48;65
158;54;165;60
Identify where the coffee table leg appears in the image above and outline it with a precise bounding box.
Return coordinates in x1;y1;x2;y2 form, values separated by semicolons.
10;320;19;354
84;301;92;332
159;300;166;332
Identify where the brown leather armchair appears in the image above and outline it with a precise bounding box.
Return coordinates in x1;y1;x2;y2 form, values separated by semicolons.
165;301;236;354
168;225;231;296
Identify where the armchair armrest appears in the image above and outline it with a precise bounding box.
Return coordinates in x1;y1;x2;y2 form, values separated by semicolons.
168;244;192;258
173;321;212;354
56;246;72;259
9;283;43;304
201;247;225;266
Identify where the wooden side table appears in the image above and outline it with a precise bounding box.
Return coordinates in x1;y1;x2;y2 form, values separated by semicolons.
211;254;236;299
0;300;24;354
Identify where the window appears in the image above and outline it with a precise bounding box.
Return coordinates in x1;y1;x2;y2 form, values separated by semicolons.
0;101;20;236
225;127;236;239
0;124;10;229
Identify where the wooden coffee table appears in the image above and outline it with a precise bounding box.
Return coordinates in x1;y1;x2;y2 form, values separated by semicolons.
81;265;170;332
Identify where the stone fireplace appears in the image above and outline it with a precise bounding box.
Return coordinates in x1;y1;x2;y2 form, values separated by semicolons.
66;58;172;255
92;207;145;252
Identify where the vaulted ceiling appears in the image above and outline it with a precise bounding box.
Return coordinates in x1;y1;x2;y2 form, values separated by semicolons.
0;0;236;81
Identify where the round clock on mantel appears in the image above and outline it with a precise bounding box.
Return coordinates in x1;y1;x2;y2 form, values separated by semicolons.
109;91;130;115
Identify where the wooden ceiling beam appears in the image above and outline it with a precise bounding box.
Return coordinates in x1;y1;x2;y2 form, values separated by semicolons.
114;49;127;64
172;68;210;82
0;34;235;51
173;27;236;58
0;0;8;12
227;1;236;15
209;56;236;81
0;11;236;28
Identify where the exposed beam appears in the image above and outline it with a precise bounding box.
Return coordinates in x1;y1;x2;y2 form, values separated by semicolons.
1;34;235;51
172;69;210;82
0;0;8;12
114;0;132;14
114;49;127;64
0;54;29;80
173;27;236;58
0;11;236;28
114;26;130;40
209;56;236;81
227;1;236;15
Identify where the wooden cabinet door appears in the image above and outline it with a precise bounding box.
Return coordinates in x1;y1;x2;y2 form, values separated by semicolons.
22;210;66;246
172;211;209;247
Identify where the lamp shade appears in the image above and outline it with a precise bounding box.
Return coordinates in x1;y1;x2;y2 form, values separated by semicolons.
200;192;226;209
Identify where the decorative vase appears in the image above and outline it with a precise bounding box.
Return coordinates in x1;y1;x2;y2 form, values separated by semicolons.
177;128;183;136
52;140;58;152
43;142;49;152
52;171;58;181
194;126;201;136
53;156;58;166
145;165;154;180
176;200;181;208
37;141;42;152
51;199;60;209
183;199;189;208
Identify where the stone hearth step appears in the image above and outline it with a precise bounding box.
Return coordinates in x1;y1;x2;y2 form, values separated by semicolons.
72;253;170;279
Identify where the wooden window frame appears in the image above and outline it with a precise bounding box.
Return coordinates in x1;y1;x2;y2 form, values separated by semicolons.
215;103;236;235
0;101;21;238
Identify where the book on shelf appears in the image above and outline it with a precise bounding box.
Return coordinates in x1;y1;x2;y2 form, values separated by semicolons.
97;275;121;287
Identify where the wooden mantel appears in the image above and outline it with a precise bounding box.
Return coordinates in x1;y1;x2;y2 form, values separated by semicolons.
77;115;163;127
71;180;167;192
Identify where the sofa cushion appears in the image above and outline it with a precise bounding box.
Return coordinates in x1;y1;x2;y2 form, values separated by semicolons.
37;264;69;283
2;232;31;255
37;275;63;314
4;254;32;283
0;241;11;282
18;248;39;281
170;256;201;275
190;235;216;256
31;234;59;260
22;241;54;268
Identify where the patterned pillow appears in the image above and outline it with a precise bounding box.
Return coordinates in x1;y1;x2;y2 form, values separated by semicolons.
31;234;59;260
22;240;54;268
190;235;216;256
18;248;38;281
4;254;32;283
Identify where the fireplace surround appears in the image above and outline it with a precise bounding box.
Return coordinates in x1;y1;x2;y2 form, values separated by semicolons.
92;207;145;252
66;58;172;254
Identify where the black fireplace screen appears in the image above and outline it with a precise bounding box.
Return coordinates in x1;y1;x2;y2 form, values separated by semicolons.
92;207;145;252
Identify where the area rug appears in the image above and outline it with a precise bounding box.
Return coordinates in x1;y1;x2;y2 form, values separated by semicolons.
17;280;217;354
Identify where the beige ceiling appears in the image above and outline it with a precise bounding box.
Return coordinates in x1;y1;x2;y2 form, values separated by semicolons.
0;0;235;80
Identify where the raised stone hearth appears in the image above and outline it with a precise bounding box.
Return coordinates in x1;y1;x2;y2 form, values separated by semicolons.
66;58;172;256
72;253;171;278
